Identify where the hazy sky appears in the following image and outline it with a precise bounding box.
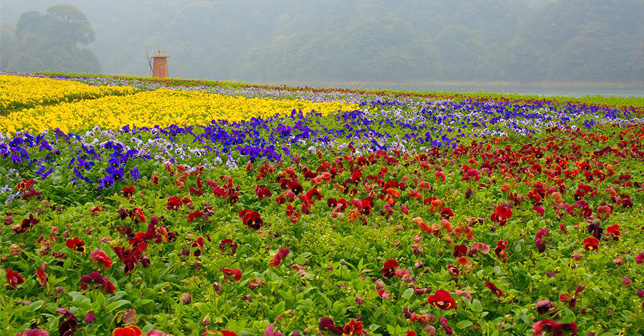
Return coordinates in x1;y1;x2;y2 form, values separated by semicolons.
2;0;643;91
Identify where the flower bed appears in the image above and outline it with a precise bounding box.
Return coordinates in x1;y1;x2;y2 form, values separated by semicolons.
1;74;643;336
0;75;137;114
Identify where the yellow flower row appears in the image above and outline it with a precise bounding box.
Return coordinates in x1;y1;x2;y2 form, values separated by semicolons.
0;75;137;112
0;88;359;135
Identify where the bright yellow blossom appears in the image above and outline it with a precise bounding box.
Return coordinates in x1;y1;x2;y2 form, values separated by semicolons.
0;75;136;112
0;86;358;134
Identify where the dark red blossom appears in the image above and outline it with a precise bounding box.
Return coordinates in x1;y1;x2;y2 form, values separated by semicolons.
453;244;468;258
66;237;86;253
532;319;577;336
440;316;454;335
491;205;513;226
191;237;205;257
123;186;134;199
219;239;238;255
21;189;42;200
15;178;35;191
495;240;508;256
441;207;455;219
254;184;272;200
583;237;599;251
485;281;506;298
535;300;557;315
427;289;456;310
606;224;620;240
166;196;183;210
79;272;115;294
269;246;290;267
5;268;24;289
318;317;343;335
535;228;550;253
304;187;323;204
90;249;113;269
342;319;363;335
56;309;78;336
381;259;399;279
113;245;150;274
35;263;47;286
220;268;242;281
559;284;585;308
239;210;263;230
12;214;39;234
187;210;204;223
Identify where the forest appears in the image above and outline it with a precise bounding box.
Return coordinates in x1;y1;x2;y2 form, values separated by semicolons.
1;0;643;84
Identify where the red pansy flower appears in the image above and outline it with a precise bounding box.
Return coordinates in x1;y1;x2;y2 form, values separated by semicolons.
485;281;505;298
187;210;204;223
166;196;183;211
219;239;238;255
79;272;115;294
122;186;134;199
427;289;456;310
255;184;272;200
15;178;35;191
220;268;242;281
532;319;577;336
606;224;620;240
381;259;399;279
5;268;25;289
318;317;343;335
304;187;324;204
91;249;113;269
269;246;290;267
559;284;585;308
453;244;468;258
239;210;263;230
66;237;86;253
583;237;599;251
440;207;454;219
13;214;40;234
35;263;47;286
342;319;363;335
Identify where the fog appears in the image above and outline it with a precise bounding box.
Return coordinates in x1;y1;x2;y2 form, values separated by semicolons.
1;0;643;89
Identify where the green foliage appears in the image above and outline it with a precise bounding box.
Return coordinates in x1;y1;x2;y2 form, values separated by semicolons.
2;5;101;74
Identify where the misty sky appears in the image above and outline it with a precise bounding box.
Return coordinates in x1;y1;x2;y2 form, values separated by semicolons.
1;0;643;91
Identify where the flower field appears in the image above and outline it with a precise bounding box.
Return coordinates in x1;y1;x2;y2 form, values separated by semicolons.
1;73;644;336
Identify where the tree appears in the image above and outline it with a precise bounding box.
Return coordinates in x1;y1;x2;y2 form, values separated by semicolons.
3;4;101;74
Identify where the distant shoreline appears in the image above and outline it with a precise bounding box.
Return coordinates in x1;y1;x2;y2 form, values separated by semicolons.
264;79;644;97
272;79;644;90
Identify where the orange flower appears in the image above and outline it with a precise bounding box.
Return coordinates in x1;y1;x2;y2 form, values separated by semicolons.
113;326;142;336
454;225;474;240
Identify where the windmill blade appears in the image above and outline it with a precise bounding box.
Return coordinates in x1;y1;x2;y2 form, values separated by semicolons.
146;51;153;76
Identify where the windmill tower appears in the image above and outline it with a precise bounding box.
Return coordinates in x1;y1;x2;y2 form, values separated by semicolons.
148;49;169;78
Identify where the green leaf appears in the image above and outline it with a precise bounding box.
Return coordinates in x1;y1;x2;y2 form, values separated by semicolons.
402;288;414;300
271;301;285;319
471;299;483;312
104;300;130;314
514;240;523;252
29;300;45;311
560;309;576;324
456;320;473;329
